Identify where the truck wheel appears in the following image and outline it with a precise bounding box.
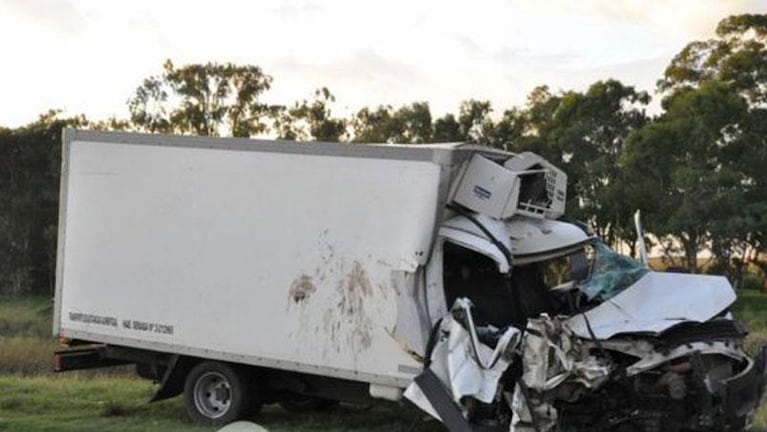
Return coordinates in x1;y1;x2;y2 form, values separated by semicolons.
184;361;261;426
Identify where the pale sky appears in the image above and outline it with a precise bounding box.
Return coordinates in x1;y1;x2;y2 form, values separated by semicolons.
1;0;765;128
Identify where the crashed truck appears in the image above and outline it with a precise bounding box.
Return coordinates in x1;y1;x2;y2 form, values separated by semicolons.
54;129;766;431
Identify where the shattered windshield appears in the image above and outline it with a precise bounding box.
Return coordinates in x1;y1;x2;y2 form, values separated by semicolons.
577;241;648;301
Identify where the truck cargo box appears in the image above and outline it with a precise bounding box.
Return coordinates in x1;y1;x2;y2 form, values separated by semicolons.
54;129;483;386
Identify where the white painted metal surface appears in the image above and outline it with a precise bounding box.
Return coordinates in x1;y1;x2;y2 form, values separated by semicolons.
506;217;591;264
438;214;591;269
57;133;447;385
451;154;520;219
567;272;737;339
440;214;512;272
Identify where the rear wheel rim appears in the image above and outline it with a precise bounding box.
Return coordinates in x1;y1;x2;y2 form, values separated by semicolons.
193;371;232;419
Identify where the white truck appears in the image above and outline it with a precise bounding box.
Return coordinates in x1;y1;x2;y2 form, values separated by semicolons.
54;129;766;431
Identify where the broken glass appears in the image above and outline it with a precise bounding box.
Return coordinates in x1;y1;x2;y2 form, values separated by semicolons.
578;242;648;301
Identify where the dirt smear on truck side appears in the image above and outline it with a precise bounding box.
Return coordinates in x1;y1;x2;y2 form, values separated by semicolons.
324;261;374;352
288;259;377;358
288;274;316;303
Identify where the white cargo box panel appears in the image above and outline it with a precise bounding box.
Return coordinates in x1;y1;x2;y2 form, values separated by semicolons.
55;130;449;387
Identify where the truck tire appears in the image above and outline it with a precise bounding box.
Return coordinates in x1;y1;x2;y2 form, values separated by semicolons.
183;361;261;426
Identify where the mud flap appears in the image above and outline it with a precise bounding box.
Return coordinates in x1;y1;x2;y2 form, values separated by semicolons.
150;355;190;402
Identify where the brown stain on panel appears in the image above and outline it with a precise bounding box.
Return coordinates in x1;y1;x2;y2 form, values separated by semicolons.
346;261;373;297
289;274;316;303
323;261;375;352
337;262;372;317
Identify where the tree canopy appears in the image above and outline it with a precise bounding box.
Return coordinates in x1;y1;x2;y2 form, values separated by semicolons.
128;60;275;137
659;14;767;105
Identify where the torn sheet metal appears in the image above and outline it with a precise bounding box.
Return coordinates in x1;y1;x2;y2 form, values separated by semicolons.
510;315;610;432
567;271;736;340
519;316;610;392
445;304;519;402
404;298;520;422
510;383;558;432
593;338;746;376
625;341;744;376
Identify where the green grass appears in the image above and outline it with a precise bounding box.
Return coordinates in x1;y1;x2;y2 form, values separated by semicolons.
0;374;439;432
0;295;52;339
732;289;767;356
0;374;205;432
0;295;58;375
0;335;59;375
733;289;767;332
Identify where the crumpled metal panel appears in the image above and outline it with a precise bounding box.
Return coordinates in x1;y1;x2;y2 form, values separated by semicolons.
567;271;736;340
391;270;431;358
404;298;521;420
510;315;611;432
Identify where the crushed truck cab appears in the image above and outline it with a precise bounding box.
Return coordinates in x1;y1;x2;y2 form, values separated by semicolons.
54;129;766;430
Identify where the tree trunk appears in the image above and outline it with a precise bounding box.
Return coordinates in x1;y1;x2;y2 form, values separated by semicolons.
627;238;637;259
683;233;699;273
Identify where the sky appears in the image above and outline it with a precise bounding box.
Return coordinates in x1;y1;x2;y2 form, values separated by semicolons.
0;0;765;128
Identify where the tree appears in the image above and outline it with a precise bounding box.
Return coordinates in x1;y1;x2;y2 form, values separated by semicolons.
622;81;749;271
128;60;275;137
351;102;433;143
276;87;347;141
499;81;650;249
659;14;767;105
90;116;132;131
457;100;494;144
430;100;495;145
395;102;433;143
498;85;565;161
554;81;649;245
707;100;767;282
0;110;88;295
433;113;463;142
486;107;525;151
656;14;767;273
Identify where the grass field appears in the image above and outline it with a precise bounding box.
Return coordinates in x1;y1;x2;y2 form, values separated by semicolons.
0;374;440;432
0;293;765;431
